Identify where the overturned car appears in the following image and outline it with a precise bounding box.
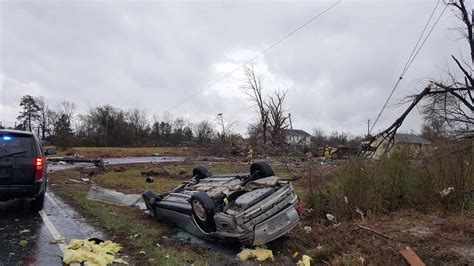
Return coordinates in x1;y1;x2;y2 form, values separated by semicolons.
142;161;300;246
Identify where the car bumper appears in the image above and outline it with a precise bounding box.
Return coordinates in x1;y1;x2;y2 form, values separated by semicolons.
252;204;300;246
0;181;46;201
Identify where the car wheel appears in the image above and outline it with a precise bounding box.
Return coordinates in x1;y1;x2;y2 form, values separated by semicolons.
31;192;45;211
190;192;216;232
192;166;210;180
250;161;274;178
142;191;159;218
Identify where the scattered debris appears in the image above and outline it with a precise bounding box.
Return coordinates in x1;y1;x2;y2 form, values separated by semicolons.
69;178;86;184
145;176;154;183
303;226;312;234
432;217;444;225
402;226;432;238
19;240;28;247
113;166;127;172
48;157;104;168
326;213;335;222
440;187;454;197
237;247;274;262
400;246;425;266
139;250;146;255
356;208;365;222
178;170;187;175
49;237;65;245
296;255;312;266
140;170;169;176
152;153;161;157
86;186;141;206
356;224;392;240
19;229;30;234
62;239;128;265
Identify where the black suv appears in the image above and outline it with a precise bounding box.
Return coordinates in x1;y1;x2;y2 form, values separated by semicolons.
0;129;53;210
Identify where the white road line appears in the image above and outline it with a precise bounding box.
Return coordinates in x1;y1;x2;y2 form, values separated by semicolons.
38;209;67;251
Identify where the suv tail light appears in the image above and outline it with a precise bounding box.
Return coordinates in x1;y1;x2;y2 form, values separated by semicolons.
35;157;44;180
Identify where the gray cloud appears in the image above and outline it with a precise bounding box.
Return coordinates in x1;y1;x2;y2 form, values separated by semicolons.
0;0;468;136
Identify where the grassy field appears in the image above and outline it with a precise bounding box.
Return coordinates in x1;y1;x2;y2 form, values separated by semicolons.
48;154;474;265
49;169;225;265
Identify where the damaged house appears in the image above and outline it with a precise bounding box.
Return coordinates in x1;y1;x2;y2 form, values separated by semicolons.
285;129;311;146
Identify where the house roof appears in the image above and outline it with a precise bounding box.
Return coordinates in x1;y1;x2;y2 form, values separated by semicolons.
395;133;431;145
285;129;311;138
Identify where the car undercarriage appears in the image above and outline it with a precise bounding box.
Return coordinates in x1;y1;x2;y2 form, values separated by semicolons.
142;161;300;246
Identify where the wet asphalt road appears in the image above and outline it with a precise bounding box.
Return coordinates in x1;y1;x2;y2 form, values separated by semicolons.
0;191;106;266
0;156;185;266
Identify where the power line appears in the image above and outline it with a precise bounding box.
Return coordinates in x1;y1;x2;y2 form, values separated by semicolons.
167;0;341;112
369;1;448;133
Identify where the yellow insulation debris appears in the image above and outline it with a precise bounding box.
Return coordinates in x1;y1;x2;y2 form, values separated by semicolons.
296;255;313;266
237;247;274;262
62;239;128;266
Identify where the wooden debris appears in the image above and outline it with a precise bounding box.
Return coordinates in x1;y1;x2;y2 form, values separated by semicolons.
400;246;425;266
356;224;392;240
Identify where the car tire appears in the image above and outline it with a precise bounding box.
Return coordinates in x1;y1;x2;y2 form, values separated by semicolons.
190;192;216;232
250;161;274;178
143;191;159;218
31;192;45;211
192;166;210;180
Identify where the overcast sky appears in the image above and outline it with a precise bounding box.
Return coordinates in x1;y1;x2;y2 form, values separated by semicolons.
0;0;470;137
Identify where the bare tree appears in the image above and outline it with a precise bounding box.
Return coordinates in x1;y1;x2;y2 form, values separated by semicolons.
422;0;473;132
35;97;56;139
241;65;269;144
266;90;289;145
128;108;148;144
194;120;214;145
57;101;77;126
216;113;236;145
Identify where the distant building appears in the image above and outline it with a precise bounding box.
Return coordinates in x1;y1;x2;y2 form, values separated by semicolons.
285;129;312;145
362;133;432;158
395;133;431;146
394;133;432;155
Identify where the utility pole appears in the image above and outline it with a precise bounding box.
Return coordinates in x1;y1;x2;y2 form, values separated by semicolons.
288;113;293;130
367;119;371;137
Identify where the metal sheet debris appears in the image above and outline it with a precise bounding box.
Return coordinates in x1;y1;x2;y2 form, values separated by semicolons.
86;186;141;206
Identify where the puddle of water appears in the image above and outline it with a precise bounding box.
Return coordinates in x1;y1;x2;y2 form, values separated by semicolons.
86;186;141;206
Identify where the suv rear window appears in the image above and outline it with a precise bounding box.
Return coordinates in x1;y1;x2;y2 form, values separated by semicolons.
0;134;35;158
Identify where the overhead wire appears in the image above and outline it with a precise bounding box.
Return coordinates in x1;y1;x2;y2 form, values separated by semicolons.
166;0;341;112
369;1;448;134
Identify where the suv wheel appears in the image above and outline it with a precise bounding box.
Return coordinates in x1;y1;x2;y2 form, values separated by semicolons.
31;192;45;211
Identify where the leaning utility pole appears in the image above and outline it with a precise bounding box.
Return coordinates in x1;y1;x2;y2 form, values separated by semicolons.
366;119;371;137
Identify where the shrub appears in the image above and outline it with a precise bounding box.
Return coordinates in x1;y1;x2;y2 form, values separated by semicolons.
305;145;473;220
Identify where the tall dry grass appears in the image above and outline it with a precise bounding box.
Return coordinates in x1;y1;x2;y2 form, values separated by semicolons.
305;143;473;220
